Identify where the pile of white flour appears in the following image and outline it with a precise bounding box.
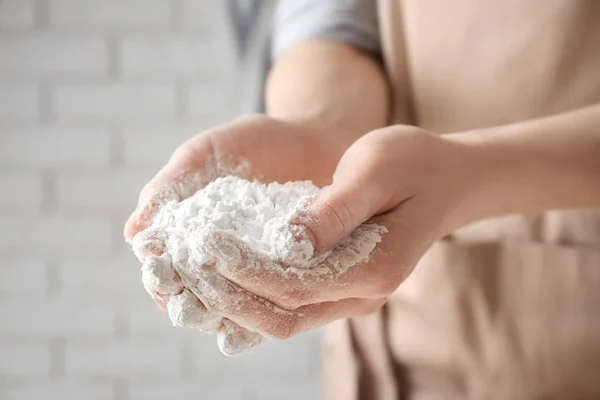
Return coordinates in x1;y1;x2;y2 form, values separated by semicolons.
131;176;386;355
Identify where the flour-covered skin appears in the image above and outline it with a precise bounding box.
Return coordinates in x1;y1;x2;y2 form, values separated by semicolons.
131;176;386;355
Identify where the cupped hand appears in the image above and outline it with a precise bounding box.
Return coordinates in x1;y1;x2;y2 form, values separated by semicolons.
125;117;479;346
124;115;367;352
213;125;482;338
124;114;350;243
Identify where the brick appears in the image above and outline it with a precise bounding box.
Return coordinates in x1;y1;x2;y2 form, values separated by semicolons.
181;0;227;32
131;312;318;378
253;383;321;400
237;334;315;376
0;300;115;338
0;129;111;168
0;172;43;210
125;298;200;341
57;170;151;210
48;0;171;30
121;127;194;166
0;344;51;377
65;341;180;378
0;84;39;121
0;216;112;254
0;257;46;295
126;298;173;335
186;335;248;378
52;84;177;121
120;37;229;78
0;0;35;29
0;382;114;400
130;383;243;400
188;84;236;121
0;37;109;76
59;252;142;297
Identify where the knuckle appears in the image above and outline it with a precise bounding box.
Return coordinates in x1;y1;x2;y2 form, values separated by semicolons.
321;198;353;241
267;313;300;340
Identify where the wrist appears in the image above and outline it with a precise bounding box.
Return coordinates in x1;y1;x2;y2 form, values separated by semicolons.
428;132;493;232
450;132;514;225
446;125;575;225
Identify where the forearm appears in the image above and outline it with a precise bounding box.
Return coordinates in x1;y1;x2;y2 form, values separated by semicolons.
265;40;390;141
457;104;600;223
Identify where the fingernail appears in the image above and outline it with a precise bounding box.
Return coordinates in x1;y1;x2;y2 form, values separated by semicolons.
292;209;321;255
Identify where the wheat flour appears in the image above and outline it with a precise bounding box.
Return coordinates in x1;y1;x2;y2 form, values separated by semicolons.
131;176;386;355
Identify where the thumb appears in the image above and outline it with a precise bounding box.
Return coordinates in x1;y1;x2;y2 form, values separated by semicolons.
303;159;392;253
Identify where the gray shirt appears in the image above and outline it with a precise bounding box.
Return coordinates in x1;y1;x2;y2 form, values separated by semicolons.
271;0;380;59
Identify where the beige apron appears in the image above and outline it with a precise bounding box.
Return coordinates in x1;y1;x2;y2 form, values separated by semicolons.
324;1;600;399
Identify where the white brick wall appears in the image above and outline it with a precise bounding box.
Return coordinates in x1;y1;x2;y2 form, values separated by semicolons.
0;300;116;338
57;170;150;210
53;84;178;121
129;384;244;400
0;172;43;210
0;216;113;253
0;257;47;295
0;130;111;167
189;83;234;118
120;37;219;78
0;84;39;120
58;253;142;297
0;37;109;77
180;0;229;32
1;382;115;400
65;341;181;378
0;0;35;30
123;298;206;342
48;0;172;31
0;344;51;378
237;334;315;375
0;0;321;399
255;383;322;400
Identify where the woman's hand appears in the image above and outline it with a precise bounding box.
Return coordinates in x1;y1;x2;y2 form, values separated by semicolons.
213;107;600;341
124;114;351;244
209;126;482;340
301;125;479;293
125;114;382;349
125;117;481;342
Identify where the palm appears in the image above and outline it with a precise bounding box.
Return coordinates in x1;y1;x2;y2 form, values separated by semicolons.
186;115;348;187
124;115;358;350
125;115;349;243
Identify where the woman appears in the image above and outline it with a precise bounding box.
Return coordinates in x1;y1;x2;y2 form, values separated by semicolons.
125;1;600;398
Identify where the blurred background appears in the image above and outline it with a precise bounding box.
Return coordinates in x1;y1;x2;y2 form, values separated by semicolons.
0;0;322;399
